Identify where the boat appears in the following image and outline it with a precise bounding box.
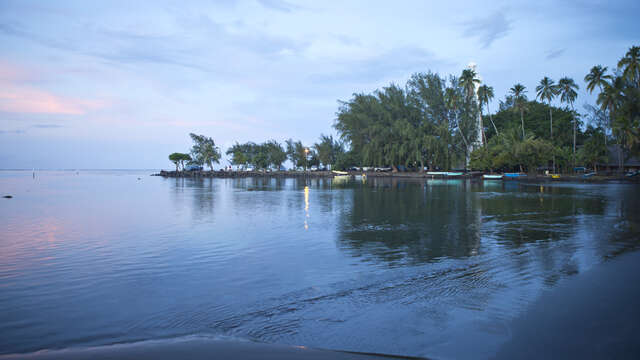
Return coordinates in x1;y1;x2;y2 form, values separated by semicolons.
426;171;448;176
504;173;526;178
332;170;349;175
551;174;561;179
583;172;596;178
446;172;463;177
483;174;503;180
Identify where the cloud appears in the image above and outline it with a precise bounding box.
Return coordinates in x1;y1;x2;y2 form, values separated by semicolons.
0;129;25;135
0;17;308;75
33;124;63;128
0;84;104;115
310;46;451;85
257;0;301;12
331;34;361;46
461;11;512;48
545;48;566;60
0;62;106;115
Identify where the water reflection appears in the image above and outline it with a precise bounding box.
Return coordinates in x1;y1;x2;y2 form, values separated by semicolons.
335;179;639;269
337;179;482;266
304;186;310;230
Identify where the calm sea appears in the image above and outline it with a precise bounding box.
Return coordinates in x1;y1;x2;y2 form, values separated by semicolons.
1;170;639;358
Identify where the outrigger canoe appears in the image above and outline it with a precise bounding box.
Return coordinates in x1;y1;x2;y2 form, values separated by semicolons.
483;174;503;180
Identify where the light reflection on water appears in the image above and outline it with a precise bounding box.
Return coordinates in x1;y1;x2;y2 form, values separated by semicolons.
0;170;639;358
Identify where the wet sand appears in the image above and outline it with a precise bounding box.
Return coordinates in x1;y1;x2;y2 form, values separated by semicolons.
493;250;640;359
0;338;427;360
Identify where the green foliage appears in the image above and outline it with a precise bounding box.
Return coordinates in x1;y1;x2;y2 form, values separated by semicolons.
591;45;640;172
489;100;579;149
313;134;343;168
470;128;554;173
285;139;313;170
335;71;476;171
168;152;191;171
578;126;608;172
189;133;221;170
225;140;286;170
264;140;287;170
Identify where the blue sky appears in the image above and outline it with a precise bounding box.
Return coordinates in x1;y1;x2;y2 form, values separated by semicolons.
0;0;638;169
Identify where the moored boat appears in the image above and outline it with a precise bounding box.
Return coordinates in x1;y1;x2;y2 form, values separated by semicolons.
483;174;503;180
504;173;526;178
446;172;463;177
332;170;349;175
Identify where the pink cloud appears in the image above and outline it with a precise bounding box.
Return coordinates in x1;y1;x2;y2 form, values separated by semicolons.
0;61;106;115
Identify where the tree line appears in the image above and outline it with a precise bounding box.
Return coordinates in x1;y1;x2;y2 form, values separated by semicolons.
169;45;639;174
169;133;346;171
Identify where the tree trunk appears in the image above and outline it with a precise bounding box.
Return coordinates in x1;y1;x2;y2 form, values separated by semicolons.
572;106;576;172
488;103;498;135
549;107;553;140
520;110;525;139
550;106;555;174
618;144;624;176
420;160;425;173
392;165;399;173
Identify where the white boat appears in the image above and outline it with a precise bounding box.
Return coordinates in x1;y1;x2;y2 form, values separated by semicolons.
483;174;503;180
332;170;349;175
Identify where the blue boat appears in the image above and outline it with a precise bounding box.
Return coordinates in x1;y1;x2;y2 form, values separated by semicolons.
504;173;526;178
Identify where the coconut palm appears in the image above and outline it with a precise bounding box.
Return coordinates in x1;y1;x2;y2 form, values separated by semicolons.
536;77;559;140
617;45;640;86
585;65;612;94
597;77;625;173
509;83;527;139
460;69;480;99
478;84;499;136
460;68;482;146
557;77;579;168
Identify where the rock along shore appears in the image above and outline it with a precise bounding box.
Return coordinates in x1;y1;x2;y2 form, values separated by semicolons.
152;170;639;183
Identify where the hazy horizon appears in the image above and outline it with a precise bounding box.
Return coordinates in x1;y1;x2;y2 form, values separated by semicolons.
1;0;638;169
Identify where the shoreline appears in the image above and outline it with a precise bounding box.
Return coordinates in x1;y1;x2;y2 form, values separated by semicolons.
153;170;640;183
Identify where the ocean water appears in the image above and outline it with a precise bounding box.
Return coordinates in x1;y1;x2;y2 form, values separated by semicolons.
1;170;639;358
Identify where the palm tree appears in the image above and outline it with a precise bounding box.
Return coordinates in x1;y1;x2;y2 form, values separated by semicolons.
597;77;625;174
478;84;499;136
460;69;483;146
585;65;612;94
535;77;559;140
557;77;579;169
617;45;640;86
460;69;480;99
509;83;527;139
585;65;613;142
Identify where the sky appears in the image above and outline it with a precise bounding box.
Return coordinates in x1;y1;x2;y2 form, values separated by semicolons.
0;0;638;169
